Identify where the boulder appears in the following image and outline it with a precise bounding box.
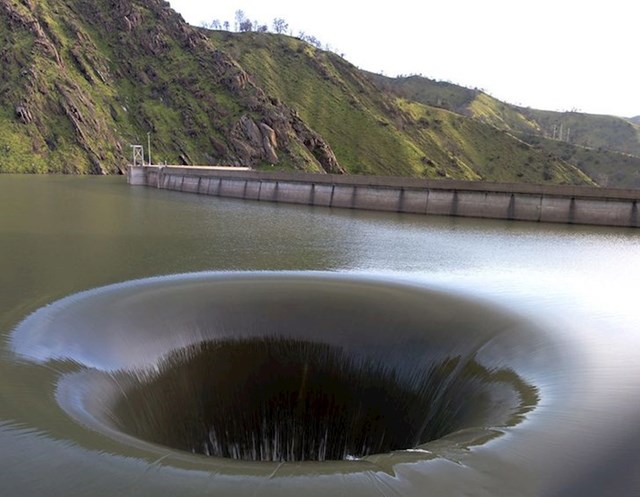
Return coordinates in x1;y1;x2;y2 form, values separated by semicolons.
259;123;278;163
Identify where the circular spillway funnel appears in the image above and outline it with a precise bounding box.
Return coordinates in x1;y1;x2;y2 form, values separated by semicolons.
13;272;540;467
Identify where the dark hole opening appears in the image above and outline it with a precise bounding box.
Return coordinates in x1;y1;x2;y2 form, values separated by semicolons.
111;338;534;462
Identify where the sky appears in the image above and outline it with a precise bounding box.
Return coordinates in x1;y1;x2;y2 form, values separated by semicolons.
168;0;639;118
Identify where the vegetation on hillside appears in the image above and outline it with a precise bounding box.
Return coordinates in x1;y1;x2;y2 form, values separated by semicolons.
0;0;634;188
209;31;592;184
369;73;640;188
0;0;344;174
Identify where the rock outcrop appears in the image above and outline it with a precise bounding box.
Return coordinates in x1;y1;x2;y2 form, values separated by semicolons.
0;0;344;174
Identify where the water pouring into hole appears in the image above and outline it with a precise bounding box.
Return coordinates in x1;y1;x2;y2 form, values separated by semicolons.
13;272;539;463
111;337;536;462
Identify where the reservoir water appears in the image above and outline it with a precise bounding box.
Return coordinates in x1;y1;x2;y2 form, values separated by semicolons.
1;175;639;496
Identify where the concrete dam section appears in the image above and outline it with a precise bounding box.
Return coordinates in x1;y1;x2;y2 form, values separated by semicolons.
128;166;639;228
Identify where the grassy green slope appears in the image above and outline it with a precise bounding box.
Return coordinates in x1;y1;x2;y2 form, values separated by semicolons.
366;73;479;115
210;32;591;185
521;133;640;188
521;109;640;156
396;99;591;184
369;73;640;157
211;32;427;177
87;0;347;173
369;73;640;187
0;0;345;174
0;0;120;173
467;93;541;135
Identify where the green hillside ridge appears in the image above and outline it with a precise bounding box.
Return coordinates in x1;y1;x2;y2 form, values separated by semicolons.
210;32;427;177
366;73;480;115
209;31;592;185
369;73;640;187
0;0;624;187
522;109;640;157
369;73;640;155
522;134;640;188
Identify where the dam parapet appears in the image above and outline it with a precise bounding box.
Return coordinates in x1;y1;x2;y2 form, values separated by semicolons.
128;165;640;228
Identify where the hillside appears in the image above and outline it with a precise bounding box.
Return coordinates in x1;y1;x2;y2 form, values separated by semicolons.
205;31;593;184
369;73;640;187
0;0;610;186
369;74;640;155
0;0;343;174
522;134;640;188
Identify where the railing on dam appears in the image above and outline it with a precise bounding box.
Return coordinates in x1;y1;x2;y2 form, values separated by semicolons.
128;166;639;228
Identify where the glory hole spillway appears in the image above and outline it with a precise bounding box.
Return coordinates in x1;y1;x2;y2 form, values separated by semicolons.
1;175;639;497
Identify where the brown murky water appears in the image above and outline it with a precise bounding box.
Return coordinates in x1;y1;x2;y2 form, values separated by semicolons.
1;175;639;496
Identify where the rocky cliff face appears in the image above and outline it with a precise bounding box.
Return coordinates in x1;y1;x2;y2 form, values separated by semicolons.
0;0;343;174
1;0;120;172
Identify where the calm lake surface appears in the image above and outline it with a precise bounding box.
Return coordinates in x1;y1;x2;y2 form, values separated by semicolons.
1;175;639;496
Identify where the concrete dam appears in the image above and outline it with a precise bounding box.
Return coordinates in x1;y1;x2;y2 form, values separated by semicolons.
128;166;639;228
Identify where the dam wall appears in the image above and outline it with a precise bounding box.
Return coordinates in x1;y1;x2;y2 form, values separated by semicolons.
128;166;640;228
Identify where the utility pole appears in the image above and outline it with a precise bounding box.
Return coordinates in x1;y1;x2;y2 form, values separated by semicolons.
147;132;152;166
